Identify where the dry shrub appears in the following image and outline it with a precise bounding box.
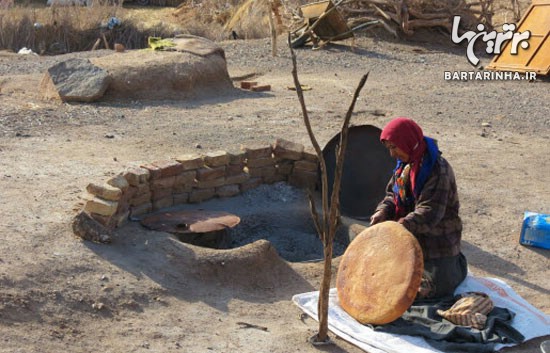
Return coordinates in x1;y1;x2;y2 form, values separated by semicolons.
173;0;300;40
0;4;185;53
224;0;270;39
0;0;302;53
173;0;241;40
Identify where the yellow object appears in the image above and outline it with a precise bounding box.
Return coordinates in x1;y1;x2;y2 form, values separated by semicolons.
148;37;176;50
487;0;550;75
287;85;312;91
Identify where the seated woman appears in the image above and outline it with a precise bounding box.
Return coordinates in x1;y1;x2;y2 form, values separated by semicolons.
370;117;467;299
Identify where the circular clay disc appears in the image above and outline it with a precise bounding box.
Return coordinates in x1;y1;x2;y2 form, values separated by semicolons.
140;210;240;234
336;221;424;325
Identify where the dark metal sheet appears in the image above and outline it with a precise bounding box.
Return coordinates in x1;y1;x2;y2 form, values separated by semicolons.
322;125;394;220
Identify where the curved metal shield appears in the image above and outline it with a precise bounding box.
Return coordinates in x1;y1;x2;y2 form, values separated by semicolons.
322;125;395;220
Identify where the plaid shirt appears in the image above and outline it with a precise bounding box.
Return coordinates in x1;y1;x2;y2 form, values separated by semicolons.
375;156;462;260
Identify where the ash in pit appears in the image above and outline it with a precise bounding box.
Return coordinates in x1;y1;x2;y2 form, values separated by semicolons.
166;182;351;262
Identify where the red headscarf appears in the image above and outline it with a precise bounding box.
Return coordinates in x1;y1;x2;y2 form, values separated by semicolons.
380;117;427;193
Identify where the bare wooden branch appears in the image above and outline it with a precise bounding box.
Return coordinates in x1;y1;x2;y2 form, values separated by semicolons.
267;0;277;57
327;72;368;240
289;33;330;234
289;34;369;343
302;0;494;39
307;192;323;239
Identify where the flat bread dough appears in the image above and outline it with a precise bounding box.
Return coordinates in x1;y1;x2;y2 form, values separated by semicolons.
336;221;424;325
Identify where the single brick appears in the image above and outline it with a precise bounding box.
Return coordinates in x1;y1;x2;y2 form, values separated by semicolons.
173;192;189;205
107;174;129;192
289;170;318;190
216;184;240;198
175;170;196;186
241;145;272;159
240;177;263;192
152;159;183;178
240;81;257;89
273;138;304;160
276;162;294;175
196;166;226;181
302;148;318;162
151;176;176;190
203;150;230;167
85;197;118;217
175;154;204;170
196;177;226;189
124;167;150;186
122;185;137;201
225;173;249;185
130;192;152;207
141;163;163;180
130;203;152;217
226;163;245;176
189;188;216;203
246;157;276;168
244;166;276;178
250;84;271;92
152;197;173;211
86;182;122;201
294;160;318;173
133;183;151;194
228;152;246;165
114;192;131;215
173;183;193;193
151;188;172;201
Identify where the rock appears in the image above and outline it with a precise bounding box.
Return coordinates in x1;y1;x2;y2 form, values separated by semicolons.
72;211;112;243
90;42;233;100
40;58;111;102
114;43;125;52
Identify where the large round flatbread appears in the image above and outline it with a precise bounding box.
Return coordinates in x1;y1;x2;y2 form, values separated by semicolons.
336;221;424;325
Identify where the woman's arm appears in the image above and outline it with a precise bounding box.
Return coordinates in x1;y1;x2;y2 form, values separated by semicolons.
399;160;453;235
371;176;397;224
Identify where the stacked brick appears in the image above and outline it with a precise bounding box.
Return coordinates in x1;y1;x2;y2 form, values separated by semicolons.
75;138;320;242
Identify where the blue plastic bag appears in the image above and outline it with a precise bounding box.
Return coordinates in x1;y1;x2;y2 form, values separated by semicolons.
519;212;550;250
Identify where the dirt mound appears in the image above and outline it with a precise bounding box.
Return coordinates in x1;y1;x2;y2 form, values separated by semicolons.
90;43;234;100
101;222;312;296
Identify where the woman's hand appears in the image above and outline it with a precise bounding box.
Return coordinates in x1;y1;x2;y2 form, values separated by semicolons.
370;210;386;225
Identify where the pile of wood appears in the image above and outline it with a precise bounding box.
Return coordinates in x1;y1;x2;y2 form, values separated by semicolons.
329;0;494;37
172;0;496;41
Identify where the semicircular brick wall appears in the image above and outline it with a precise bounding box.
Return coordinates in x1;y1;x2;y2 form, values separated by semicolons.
76;138;319;239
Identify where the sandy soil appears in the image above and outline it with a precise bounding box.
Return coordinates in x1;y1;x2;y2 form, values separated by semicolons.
0;30;548;353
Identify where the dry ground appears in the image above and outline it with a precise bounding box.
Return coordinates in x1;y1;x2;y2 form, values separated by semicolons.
0;22;548;353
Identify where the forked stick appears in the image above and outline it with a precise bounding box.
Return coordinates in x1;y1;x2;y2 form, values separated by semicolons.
289;34;369;343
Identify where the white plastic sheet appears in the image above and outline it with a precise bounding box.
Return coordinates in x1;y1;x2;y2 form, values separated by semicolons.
292;275;550;353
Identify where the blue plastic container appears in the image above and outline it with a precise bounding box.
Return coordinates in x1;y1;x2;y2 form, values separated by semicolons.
519;212;550;250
